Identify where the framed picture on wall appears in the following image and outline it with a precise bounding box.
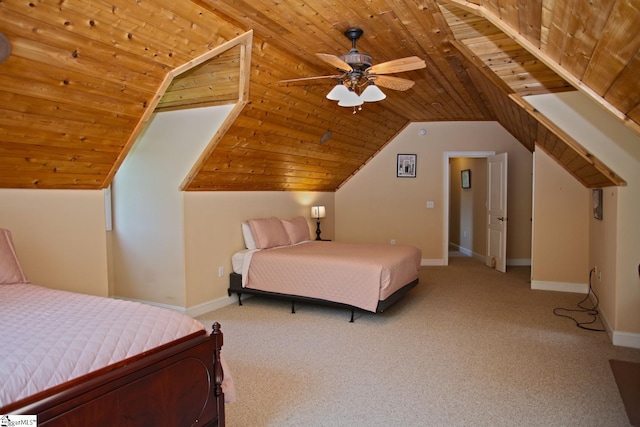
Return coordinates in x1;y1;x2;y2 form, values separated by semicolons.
593;188;603;220
397;154;416;178
461;169;471;189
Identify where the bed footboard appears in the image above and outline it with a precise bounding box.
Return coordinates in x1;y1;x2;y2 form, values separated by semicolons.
3;324;226;427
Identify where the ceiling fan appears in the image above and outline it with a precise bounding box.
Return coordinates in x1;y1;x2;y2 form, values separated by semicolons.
279;28;426;110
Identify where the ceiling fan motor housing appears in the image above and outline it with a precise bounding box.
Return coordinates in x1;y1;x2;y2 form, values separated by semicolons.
340;52;372;72
341;28;372;72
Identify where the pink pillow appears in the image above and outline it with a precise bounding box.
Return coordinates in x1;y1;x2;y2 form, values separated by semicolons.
0;228;29;284
248;217;291;249
281;216;311;244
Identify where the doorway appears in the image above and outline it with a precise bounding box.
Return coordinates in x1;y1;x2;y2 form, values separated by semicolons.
443;151;495;267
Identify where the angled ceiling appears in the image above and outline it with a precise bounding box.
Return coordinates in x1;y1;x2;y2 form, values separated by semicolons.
0;0;636;191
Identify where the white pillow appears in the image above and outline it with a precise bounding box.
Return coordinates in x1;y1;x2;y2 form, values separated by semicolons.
241;222;257;250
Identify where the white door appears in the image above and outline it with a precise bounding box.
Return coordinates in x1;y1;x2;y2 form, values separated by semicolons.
486;153;508;272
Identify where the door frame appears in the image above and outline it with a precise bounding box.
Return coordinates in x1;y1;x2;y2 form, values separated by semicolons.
443;151;495;266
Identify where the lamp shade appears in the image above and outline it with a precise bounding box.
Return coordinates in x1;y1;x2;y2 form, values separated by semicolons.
337;89;363;107
326;83;350;101
311;205;326;219
361;83;386;102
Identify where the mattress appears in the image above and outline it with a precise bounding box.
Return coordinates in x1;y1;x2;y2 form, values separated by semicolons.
232;248;256;275
241;241;421;312
0;283;207;407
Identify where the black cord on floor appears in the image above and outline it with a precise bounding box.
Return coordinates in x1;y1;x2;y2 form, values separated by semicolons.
553;268;606;332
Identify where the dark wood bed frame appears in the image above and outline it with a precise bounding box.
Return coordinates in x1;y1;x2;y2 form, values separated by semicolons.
1;323;226;427
228;272;418;322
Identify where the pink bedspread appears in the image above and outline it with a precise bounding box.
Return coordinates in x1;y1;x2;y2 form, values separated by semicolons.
245;241;421;312
0;283;234;407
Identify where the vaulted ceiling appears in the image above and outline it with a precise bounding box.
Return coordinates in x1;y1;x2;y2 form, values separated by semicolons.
0;0;636;191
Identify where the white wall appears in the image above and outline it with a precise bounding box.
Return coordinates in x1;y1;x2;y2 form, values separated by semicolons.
531;149;590;291
526;91;640;344
0;189;108;296
110;105;233;307
183;191;334;313
336;121;533;265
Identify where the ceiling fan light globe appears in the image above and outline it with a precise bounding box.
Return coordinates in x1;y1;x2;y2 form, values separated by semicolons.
326;83;350;101
361;83;386;102
337;89;363;107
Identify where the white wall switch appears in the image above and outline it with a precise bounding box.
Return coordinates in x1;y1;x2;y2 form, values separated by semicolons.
426;201;434;208
218;266;224;277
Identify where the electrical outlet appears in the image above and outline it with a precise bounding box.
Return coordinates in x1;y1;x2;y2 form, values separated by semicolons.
593;266;601;281
218;266;224;277
390;239;396;245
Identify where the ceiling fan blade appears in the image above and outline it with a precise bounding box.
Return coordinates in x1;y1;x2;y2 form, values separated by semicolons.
316;53;353;72
367;56;426;75
369;75;416;91
278;75;342;85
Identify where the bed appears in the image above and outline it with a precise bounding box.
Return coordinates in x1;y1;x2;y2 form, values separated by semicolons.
0;228;233;426
228;216;421;321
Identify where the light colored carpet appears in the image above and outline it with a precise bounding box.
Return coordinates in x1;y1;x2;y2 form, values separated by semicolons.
198;256;640;426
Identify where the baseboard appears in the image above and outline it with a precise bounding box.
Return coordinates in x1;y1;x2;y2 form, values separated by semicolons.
185;294;238;318
574;295;640;349
112;294;240;317
593;307;640;349
531;280;588;294
508;258;532;266
458;247;473;257
422;258;446;266
447;244;476;259
612;331;640;349
598;300;614;339
111;296;188;313
445;252;532;267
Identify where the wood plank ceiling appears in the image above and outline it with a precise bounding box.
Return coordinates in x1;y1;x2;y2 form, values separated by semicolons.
0;0;636;191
